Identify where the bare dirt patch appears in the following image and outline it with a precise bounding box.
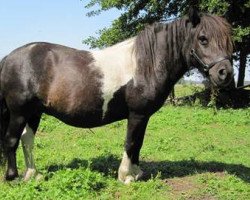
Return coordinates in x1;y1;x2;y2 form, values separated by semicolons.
164;172;226;200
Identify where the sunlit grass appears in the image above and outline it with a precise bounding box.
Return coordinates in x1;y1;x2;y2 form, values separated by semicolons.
0;103;249;199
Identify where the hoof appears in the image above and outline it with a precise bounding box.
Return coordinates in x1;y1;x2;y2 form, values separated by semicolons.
118;164;143;184
23;168;43;181
118;152;144;184
34;173;43;181
5;169;18;181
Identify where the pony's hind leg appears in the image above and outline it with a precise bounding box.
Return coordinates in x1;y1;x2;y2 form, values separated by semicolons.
4;113;26;180
21;115;41;181
118;113;149;184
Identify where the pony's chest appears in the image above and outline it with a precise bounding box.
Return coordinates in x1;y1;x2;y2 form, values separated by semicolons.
91;50;137;116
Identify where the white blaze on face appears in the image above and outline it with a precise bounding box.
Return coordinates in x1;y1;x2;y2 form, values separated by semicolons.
91;38;137;118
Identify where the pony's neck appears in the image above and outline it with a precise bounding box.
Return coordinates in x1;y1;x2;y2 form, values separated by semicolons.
163;19;189;83
134;19;189;90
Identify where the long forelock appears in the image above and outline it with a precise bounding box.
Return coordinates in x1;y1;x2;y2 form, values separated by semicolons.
198;14;233;55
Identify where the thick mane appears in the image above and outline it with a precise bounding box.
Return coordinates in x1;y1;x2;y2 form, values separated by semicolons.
134;14;233;81
198;14;233;55
134;18;188;82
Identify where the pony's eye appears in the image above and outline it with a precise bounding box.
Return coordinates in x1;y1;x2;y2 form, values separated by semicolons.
198;36;208;45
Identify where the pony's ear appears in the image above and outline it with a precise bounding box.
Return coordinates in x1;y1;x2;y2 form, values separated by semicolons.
188;7;201;27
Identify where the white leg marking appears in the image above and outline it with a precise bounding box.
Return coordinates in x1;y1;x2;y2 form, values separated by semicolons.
21;125;40;181
91;38;137;118
118;152;143;184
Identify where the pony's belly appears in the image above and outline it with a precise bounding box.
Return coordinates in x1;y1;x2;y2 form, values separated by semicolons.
58;114;105;128
42;77;129;128
44;106;126;128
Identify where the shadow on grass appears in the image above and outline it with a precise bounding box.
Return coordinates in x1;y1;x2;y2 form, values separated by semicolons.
46;158;89;173
46;154;250;183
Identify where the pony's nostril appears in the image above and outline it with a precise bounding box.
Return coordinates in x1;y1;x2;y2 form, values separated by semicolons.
219;68;226;76
218;68;227;80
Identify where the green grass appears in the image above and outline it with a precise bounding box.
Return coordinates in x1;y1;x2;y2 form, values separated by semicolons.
0;105;249;199
174;84;204;97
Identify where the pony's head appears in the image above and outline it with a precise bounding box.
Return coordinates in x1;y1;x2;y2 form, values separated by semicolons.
184;8;234;88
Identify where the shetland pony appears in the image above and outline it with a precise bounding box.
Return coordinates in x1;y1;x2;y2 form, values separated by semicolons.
0;9;233;183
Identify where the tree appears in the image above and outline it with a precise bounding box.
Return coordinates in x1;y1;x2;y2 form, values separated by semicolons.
84;0;189;48
83;0;250;86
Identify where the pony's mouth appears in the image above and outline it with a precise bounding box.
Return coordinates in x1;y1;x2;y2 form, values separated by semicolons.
209;74;233;88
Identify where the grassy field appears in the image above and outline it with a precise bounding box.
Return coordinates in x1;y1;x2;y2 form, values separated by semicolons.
0;96;249;199
174;84;205;97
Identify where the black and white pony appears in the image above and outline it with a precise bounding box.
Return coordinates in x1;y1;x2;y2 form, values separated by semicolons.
0;9;233;183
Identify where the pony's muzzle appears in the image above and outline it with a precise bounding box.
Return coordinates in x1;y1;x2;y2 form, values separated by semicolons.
210;61;233;88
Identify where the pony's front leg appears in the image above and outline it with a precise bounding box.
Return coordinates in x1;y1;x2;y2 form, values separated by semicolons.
118;113;149;184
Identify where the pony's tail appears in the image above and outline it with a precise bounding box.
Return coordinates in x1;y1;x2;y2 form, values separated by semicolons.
0;57;9;167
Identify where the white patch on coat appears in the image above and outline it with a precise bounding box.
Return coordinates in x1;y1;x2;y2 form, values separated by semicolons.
91;38;137;117
21;125;37;181
118;152;143;184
